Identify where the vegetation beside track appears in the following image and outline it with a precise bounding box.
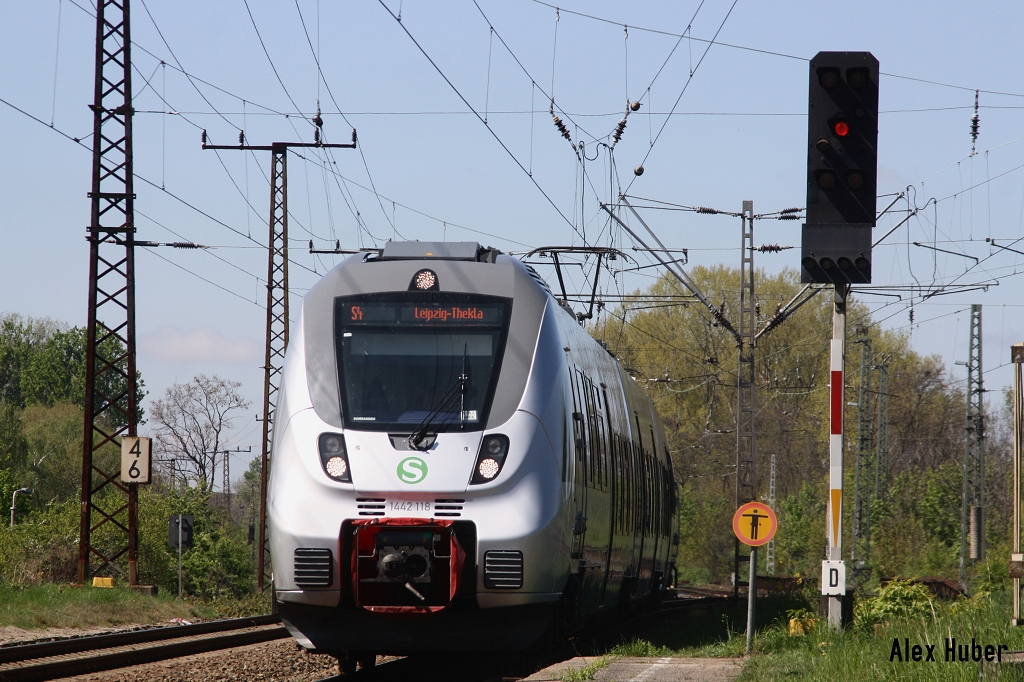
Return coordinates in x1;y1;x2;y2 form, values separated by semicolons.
0;584;269;632
609;583;1024;681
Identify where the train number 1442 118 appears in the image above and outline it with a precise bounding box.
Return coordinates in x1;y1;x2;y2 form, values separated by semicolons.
389;501;431;512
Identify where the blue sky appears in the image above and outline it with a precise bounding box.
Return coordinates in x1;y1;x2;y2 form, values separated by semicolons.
3;1;1023;480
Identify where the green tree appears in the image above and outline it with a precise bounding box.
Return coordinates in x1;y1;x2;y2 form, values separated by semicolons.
0;313;144;424
591;266;981;585
21;403;84;507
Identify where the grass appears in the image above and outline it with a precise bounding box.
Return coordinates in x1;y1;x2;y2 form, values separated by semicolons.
608;594;800;658
0;584;270;632
737;591;1024;681
560;656;612;681
602;587;1024;681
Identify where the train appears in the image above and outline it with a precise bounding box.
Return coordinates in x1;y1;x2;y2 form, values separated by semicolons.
268;240;678;657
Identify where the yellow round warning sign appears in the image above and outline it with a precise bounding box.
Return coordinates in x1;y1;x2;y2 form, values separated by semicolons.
732;502;778;547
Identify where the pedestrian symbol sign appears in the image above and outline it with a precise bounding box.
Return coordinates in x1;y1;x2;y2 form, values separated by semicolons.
732;502;777;547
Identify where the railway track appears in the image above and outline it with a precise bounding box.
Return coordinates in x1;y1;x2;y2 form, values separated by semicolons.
0;593;729;681
0;615;288;682
313;593;732;682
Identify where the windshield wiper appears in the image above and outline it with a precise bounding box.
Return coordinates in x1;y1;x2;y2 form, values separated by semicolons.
408;347;468;450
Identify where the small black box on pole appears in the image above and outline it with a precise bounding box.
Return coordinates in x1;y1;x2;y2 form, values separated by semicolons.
168;515;194;549
802;51;879;284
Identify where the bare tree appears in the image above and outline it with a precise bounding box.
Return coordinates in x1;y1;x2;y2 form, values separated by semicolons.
150;375;250;491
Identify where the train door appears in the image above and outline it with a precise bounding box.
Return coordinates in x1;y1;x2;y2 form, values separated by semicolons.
590;383;613;605
634;414;652;594
578;371;607;614
568;364;587;569
648;426;662;585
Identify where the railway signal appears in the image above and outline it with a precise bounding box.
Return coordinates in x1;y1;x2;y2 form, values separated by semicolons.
802;51;879;285
169;514;194;600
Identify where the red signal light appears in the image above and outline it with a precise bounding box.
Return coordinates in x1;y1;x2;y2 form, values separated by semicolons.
832;120;850;137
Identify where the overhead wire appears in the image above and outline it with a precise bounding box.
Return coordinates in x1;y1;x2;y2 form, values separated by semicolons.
1;94;333;280
625;0;739;194
524;0;1024;100
293;0;400;240
377;0;584;242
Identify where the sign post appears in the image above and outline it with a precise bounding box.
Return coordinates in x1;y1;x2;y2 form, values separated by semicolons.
120;437;152;484
1011;343;1024;625
733;502;778;653
168;514;194;600
121;436;152;587
824;286;849;629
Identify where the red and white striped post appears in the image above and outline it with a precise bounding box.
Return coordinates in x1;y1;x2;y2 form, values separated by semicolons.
823;284;850;630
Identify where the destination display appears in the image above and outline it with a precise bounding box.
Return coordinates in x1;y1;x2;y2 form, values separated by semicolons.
336;297;508;327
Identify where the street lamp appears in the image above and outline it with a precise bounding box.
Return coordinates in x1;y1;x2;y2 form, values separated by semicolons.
10;488;33;527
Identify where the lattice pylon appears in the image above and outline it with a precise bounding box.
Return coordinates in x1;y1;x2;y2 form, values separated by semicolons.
874;361;889;501
257;147;289;591
78;0;140;586
851;330;873;566
960;304;984;587
733;201;756;597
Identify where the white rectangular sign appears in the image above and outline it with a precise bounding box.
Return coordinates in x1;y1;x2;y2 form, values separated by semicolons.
821;560;846;595
121;436;152;484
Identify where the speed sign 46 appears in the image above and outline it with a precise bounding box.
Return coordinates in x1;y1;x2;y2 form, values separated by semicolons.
121;436;152;484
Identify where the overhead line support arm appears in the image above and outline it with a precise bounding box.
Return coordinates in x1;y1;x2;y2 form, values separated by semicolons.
600;201;741;344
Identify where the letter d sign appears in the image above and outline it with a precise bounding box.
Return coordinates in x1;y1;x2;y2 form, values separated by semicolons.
821;560;846;595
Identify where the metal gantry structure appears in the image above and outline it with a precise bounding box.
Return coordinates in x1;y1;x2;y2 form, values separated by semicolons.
1011;342;1024;626
851;327;873;566
960;304;985;587
766;453;777;575
78;0;141;586
734;201;756;598
202;135;355;590
874;360;890;502
259;146;289;592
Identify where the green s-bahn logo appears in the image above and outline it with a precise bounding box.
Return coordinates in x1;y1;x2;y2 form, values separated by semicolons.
397;457;428;484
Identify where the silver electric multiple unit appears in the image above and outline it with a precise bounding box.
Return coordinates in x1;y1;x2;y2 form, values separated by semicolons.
269;241;678;654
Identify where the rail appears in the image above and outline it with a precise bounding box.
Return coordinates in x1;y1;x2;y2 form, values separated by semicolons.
0;614;286;682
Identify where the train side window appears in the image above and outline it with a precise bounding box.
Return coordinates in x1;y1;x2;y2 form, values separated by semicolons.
655;464;663;537
576;371;593;487
598;387;610;489
645;453;653;535
616;436;623;530
626;440;634;532
561;411;568;483
584;378;601;488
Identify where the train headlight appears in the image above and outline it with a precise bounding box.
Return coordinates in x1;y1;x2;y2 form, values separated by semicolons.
318;433;352;483
470;434;509;485
477;458;500;480
326;456;348;478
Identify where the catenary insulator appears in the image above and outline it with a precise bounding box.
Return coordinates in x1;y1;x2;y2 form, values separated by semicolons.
612;118;627;144
552;115;572;141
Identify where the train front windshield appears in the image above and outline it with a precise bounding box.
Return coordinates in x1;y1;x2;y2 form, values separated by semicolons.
334;293;512;432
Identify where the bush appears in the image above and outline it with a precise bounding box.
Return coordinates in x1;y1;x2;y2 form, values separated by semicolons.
855;579;934;628
0;486;256;600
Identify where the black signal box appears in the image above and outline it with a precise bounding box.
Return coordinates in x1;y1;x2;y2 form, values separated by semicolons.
802;51;878;284
168;514;194;550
